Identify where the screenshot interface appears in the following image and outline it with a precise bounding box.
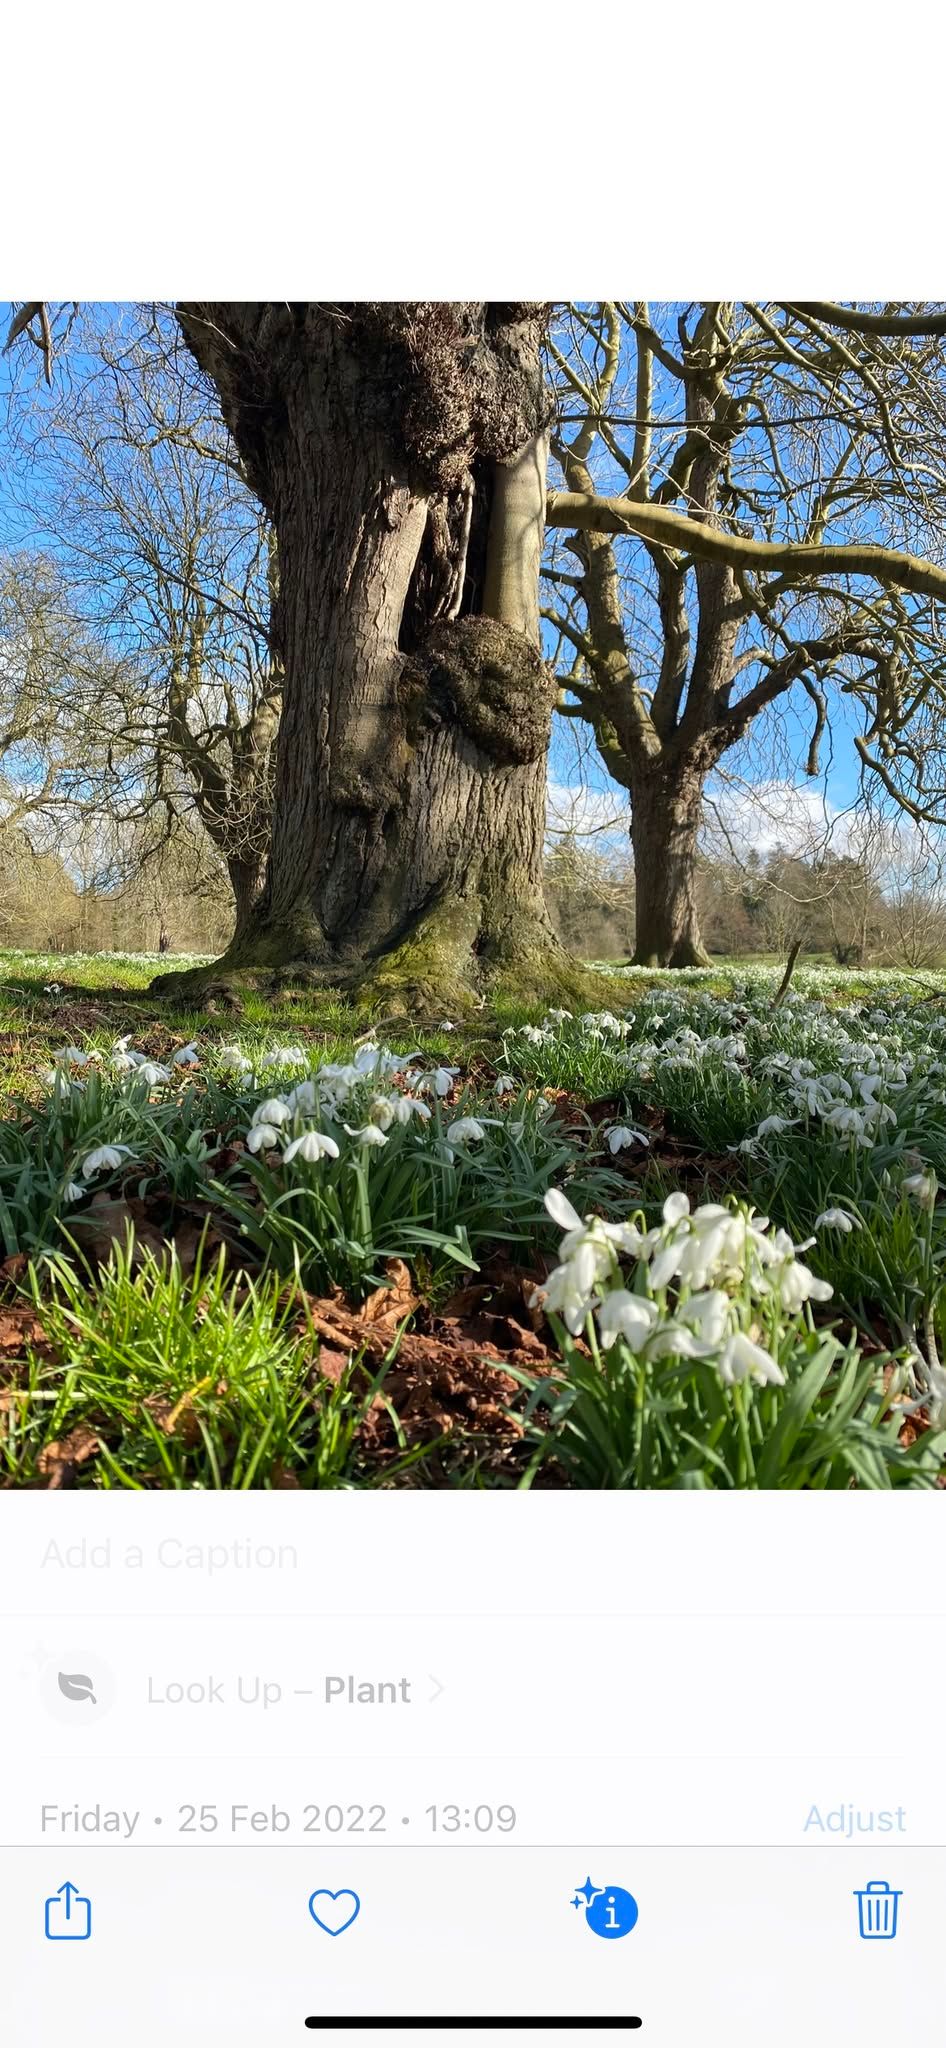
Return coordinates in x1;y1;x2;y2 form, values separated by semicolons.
0;1497;935;2045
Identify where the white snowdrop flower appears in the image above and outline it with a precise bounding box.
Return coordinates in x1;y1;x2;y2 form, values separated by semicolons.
534;1254;600;1335
382;1093;430;1125
596;1289;659;1351
662;1191;691;1226
43;981;63;994
772;1259;833;1312
285;1080;319;1114
446;1116;487;1144
581;1011;630;1038
56;1046;93;1068
535;1190;645;1333
605;1124;648;1153
367;1095;399;1131
756;1115;797;1139
680;1288;732;1352
824;1105;867;1141
258;1045;308;1071
494;1074;518;1098
63;1180;86;1204
217;1044;254;1076
282;1130;340;1165
252;1097;291;1128
417;1065;460;1098
439;1020;457;1031
172;1042;201;1068
903;1171;937;1210
815;1207;859;1233
352;1043;383;1075
80;1144;133;1180
717;1331;785;1388
543;1187;640;1258
111;1052;138;1074
246;1123;281;1153
113;1035;135;1053
545;1008;573;1024
345;1122;389;1147
912;1348;946;1428
519;1025;549;1045
314;1062;354;1099
135;1061;171;1086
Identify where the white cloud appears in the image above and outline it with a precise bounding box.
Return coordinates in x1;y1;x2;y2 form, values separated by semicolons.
701;779;852;861
546;780;630;843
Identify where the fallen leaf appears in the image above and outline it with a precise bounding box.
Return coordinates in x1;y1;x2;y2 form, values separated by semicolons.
65;1192;168;1267
37;1424;100;1489
358;1259;418;1331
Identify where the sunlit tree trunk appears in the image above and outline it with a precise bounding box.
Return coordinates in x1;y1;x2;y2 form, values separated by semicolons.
157;303;576;1003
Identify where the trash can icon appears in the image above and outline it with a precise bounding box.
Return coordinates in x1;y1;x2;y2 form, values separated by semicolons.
854;1880;902;1940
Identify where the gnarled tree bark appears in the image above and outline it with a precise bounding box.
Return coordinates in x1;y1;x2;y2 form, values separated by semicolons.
154;303;578;1005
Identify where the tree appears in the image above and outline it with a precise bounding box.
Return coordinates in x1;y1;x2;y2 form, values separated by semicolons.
543;302;946;965
150;301;568;1005
544;831;635;959
3;306;279;930
12;299;946;996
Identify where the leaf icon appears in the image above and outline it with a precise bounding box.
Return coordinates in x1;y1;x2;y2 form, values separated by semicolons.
58;1671;97;1705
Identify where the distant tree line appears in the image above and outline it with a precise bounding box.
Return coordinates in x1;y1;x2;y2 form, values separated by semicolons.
544;829;946;969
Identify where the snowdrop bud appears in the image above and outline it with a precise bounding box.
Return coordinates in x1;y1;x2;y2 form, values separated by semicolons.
903;1171;937;1210
544;1186;584;1234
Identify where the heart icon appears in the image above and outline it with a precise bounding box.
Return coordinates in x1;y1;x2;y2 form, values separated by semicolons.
308;1888;360;1936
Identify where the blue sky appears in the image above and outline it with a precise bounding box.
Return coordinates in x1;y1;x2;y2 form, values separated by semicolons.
0;301;886;866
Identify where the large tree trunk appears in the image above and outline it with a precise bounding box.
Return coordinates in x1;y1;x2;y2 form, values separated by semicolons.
227;853;265;936
630;762;710;967
155;304;578;1006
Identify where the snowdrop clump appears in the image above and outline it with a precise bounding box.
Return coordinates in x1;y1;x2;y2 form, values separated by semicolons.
236;1041;483;1169
532;1186;834;1391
